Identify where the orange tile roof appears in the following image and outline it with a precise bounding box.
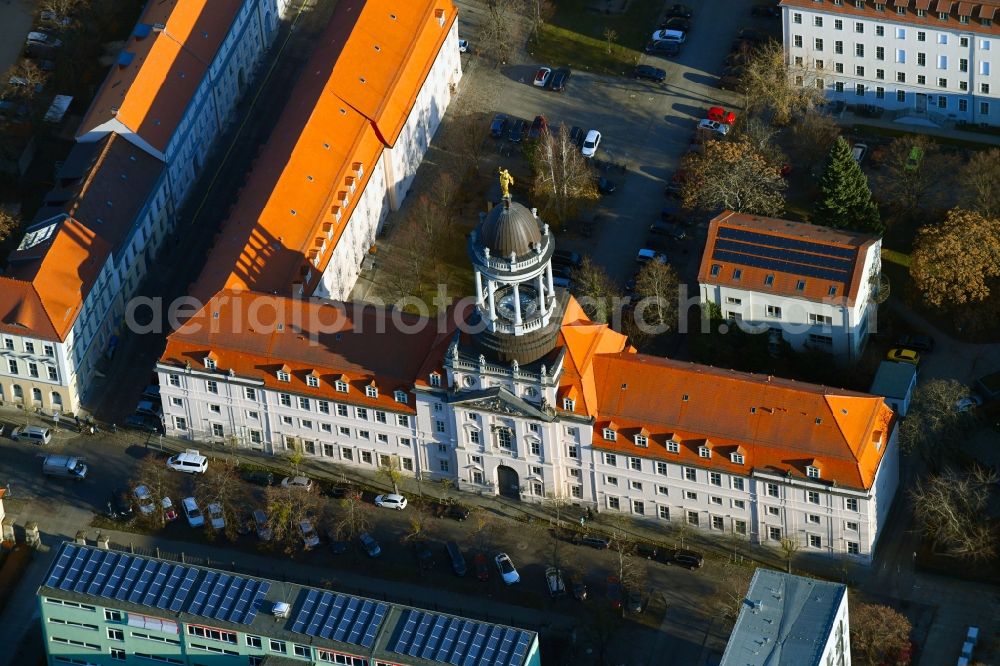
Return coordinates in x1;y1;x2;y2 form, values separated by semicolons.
2;218;111;341
590;353;894;490
698;211;878;307
190;0;458;301
78;0;244;153
160;289;461;411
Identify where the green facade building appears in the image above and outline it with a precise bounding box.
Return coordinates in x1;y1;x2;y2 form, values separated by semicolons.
38;542;541;666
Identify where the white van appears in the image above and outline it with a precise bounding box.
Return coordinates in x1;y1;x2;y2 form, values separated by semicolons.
166;449;208;474
12;425;52;445
651;29;686;44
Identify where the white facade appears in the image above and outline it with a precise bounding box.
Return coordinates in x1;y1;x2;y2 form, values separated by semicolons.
700;238;881;361
783;3;999;125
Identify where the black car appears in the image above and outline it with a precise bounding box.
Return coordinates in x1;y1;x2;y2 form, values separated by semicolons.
737;27;771;43
446;541;467;576
445;504;470;521
550;67;571;92
665;3;693;18
645;41;681;56
635;543;659;560
124;413;162;433
659;17;691;32
665;548;704;568
508;118;526;142
718;75;743;91
649;220;687;240
107;488;134;521
329;540;350;555
552;249;582;268
489;113;508;138
750;4;780;17
569;126;585;147
413;540;435;570
527;114;548;140
597;177;617;195
573;534;611;549
895;333;935;353
633;65;666;82
241;470;274;486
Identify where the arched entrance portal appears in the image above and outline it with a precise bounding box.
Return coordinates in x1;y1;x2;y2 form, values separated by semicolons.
496;466;520;500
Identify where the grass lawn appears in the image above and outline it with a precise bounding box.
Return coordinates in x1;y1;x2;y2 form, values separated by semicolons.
880;247;911;269
851;123;997;151
529;0;663;75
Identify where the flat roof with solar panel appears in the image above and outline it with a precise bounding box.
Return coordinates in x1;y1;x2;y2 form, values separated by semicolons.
38;542;540;666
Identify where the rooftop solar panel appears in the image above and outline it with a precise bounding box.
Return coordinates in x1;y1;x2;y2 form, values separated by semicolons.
114;558;145;601
213;576;244;620
714;238;854;274
333;597;361;643
718;226;857;259
227;579;258;624
243;607;259;624
188;571;217;616
438;620;459;659
101;555;131;598
87;551;118;596
168;568;199;613
143;563;170;606
393;610;418;652
450;621;473;664
292;588;319;633
128;560;158;604
712;249;849;283
202;573;231;617
361;604;387;649
307;591;333;636
155;566;184;609
510;633;533;665
73;549;105;594
422;615;449;659
46;545;74;587
495;627;517;664
59;548;88;590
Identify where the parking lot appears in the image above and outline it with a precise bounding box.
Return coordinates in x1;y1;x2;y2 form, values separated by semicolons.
0;0;34;77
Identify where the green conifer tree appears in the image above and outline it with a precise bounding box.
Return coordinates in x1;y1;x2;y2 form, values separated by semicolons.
813;137;883;234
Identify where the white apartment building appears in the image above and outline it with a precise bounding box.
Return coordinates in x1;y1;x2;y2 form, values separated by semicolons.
160;200;898;564
782;0;1000;126
721;569;851;666
698;211;882;363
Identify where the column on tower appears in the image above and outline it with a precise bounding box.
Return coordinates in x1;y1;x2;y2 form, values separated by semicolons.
475;270;484;306
546;262;555;301
536;272;547;315
513;283;522;326
486;277;497;322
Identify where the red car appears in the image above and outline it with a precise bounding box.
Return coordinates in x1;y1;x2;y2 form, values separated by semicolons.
473;552;490;582
707;106;736;124
607;575;622;608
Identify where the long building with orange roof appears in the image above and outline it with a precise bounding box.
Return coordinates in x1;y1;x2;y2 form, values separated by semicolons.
158;199;898;563
189;0;462;303
76;0;288;211
698;211;882;362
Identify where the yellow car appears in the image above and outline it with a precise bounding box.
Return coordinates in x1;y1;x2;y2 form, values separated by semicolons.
887;348;920;365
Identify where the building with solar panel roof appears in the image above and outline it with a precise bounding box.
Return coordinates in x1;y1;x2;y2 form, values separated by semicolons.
698;211;882;363
38;542;540;666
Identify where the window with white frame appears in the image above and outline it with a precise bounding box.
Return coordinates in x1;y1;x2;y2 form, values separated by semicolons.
630;457;641;471
394;390;407;403
365;385;378;398
562;398;575;411
606;475;619;486
307;375;319;388
684;467;696;481
807;491;821;504
685;490;697;501
845;497;859;511
603;428;616;441
279;393;291;407
658;506;670;519
809;535;822;548
605;453;617;466
698;446;711;459
733;499;745;510
335;380;348;393
277;371;290;382
632;500;645;515
807;514;821;525
657;485;669;496
607;496;620;510
630;480;643;491
656;461;668;475
806;466;820;479
429;373;441;387
634;434;648;447
732;477;745;491
666;440;679;453
299;397;310;410
709;472;721;486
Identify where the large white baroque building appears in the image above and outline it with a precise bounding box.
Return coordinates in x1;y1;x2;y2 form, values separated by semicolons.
781;0;1000;126
159;200;899;563
698;212;882;362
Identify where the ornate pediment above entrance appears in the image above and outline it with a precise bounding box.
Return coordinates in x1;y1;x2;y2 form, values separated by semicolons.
452;387;552;421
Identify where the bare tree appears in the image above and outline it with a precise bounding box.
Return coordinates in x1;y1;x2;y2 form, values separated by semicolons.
740;41;824;125
910;466;999;562
712;563;754;627
899;378;980;471
602;27;618;55
850;595;913;666
959;148;1000;218
631;260;680;335
3;60;48;101
674;515;694;549
193;461;248;541
521;0;554;44
778;536;800;573
608;516;645;612
130;454;182;528
40;0;81;19
263;485;323;553
479;0;522;66
787;111;841;171
731;116;786;166
402;515;425;544
531;124;600;227
571;256;620;324
377;455;403;494
682;138;787;216
471;507;498;551
0;206;20;244
334;492;373;541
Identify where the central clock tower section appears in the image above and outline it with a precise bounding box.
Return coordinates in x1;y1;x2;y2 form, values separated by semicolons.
467;196;565;365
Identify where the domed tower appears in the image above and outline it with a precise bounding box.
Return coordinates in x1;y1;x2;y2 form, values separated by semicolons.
468;193;564;365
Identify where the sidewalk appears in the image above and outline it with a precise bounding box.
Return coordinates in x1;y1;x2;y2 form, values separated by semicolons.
836;107;1000;146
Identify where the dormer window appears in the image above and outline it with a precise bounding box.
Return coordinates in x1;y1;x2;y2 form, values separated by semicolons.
796;280;806;291
429;373;441;387
698;446;711;459
562;398;575;411
634;434;648;448
710;264;721;277
764;274;774;287
335;380;349;393
277;370;290;382
828;286;838;296
204;357;216;370
394;390;408;404
806;465;821;479
365;384;378;398
306;375;319;388
666;440;680;454
603;428;617;441
732;268;742;280
730;452;745;465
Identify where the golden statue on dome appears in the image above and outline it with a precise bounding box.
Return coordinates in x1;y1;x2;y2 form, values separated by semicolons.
498;167;514;199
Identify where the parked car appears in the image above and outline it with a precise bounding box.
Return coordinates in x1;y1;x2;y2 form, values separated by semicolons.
737;27;771;43
508;118;526;143
253;509;273;541
134;485;156;515
573;534;611;549
886;348;920;365
666;549;704;568
299;520;320;548
894;333;934;353
446;541;467;576
636;248;668;265
597;177;617;195
359;532;382;557
606;576;623;608
280;475;314;491
550;67;570;91
649;220;687;240
528;115;548;140
495;553;520;585
659;17;691;32
533;66;552;87
473;552;490;581
955;394;983;413
135;400;163;418
489;113;507;139
571;574;588;601
182;497;204;528
635;543;659;560
718;74;743;91
11;425;52;444
633;64;666;82
242;470;274;486
207;503;225;531
125;413;162;433
329;539;350;555
458;38;469;53
445;504;470;521
552;275;574;289
581;129;601;157
107;488;134;521
698;118;730;135
569;125;585;146
40;10;73;25
707;106;737;124
161;497;178;522
644;40;680;56
626;590;643;613
665;3;693;18
650;29;686;43
750;4;780;17
375;493;408;510
166;449;208;474
553;249;582;268
851;143;868;163
545;567;566;598
413;540;435;570
26;31;61;48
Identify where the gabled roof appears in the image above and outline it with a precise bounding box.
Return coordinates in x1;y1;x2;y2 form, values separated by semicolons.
77;0;245;153
589;353;894;490
190;0;458;301
779;0;1000;36
160;289;461;412
450;386;554;422
698;211;879;307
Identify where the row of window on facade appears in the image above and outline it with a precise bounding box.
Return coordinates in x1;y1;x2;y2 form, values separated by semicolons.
4;358;59;381
184;365;411;405
792;10;993;29
600;447;822;479
2;338;56;356
602;479;861;513
710;265;841;297
0;383;63;406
